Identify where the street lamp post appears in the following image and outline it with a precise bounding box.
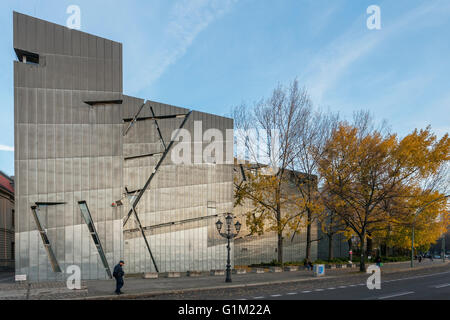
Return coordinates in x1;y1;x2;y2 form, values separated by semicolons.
216;213;241;283
411;195;449;268
442;232;446;263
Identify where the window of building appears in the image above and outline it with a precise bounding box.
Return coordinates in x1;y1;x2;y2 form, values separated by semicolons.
207;201;216;209
14;49;40;65
78;201;112;278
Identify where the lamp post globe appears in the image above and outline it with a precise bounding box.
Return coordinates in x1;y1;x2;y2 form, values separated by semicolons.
225;213;233;226
215;219;223;233
235;221;242;234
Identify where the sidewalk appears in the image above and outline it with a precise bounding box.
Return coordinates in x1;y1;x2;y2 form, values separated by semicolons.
0;259;447;300
81;259;449;300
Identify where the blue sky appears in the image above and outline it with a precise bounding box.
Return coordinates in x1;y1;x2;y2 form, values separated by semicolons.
0;0;449;177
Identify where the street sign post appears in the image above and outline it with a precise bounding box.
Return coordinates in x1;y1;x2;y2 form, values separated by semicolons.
314;264;325;277
15;274;27;282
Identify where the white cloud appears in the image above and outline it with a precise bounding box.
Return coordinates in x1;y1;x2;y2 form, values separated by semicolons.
126;0;237;95
301;1;450;104
0;145;14;152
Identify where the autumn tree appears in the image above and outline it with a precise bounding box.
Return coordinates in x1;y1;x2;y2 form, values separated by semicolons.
319;117;450;271
375;187;449;253
288;109;339;261
233;80;311;264
318;192;351;261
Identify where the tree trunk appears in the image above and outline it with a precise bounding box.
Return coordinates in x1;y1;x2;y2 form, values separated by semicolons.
366;237;373;258
359;234;366;272
348;238;353;260
277;232;283;265
328;234;334;261
381;243;387;257
306;208;312;260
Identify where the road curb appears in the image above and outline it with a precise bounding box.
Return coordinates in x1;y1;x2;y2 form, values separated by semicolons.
380;261;450;275
73;275;340;300
57;261;450;300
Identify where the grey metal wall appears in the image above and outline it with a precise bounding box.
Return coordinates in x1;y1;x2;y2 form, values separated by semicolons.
13;12;234;281
121;96;234;273
317;228;350;261
14;11;124;281
233;196;318;266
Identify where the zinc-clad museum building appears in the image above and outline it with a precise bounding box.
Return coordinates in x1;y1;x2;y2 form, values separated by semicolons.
13;12;320;282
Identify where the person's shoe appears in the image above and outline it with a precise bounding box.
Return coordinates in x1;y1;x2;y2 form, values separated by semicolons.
115;291;120;295
119;291;124;295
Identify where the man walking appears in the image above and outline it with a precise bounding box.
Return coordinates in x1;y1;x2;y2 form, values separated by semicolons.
113;260;125;295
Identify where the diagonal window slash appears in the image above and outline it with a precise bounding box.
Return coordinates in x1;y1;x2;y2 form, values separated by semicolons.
121;109;192;273
30;203;66;273
78;201;113;279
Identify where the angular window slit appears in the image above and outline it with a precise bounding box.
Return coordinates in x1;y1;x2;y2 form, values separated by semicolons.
124;152;164;161
15;48;39;65
30;206;62;273
123;214;220;234
125;188;141;195
122;102;147;136
35;202;66;207
207;201;217;209
122;114;187;122
150;105;167;150
78;201;112;279
84;100;123;106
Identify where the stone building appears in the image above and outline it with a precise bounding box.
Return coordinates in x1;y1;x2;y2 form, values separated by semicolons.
0;171;15;271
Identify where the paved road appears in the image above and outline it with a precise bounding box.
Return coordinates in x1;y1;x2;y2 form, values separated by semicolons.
0;260;447;300
269;269;450;300
140;264;450;300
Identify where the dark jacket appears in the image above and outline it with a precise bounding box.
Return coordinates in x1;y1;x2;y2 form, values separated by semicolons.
113;264;124;279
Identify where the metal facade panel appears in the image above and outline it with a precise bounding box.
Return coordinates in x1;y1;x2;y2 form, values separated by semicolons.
71;28;81;57
63;26;72;56
54;24;64;56
25;12;37;53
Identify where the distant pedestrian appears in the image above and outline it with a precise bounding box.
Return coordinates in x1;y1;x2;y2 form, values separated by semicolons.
418;255;422;263
375;256;382;267
113;260;125;295
304;259;313;271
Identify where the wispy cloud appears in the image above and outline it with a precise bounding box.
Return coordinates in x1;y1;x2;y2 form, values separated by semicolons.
301;0;450;104
0;145;13;152
126;0;237;94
